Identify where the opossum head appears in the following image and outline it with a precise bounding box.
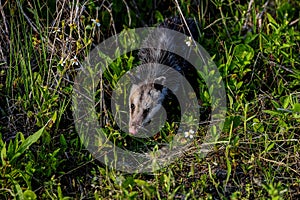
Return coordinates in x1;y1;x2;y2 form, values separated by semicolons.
128;77;166;135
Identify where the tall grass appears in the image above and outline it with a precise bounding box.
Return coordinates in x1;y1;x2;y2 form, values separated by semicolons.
0;0;299;199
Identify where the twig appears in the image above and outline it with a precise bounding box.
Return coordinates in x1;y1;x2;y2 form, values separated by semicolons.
0;1;9;36
242;0;254;31
122;0;131;27
251;52;261;82
289;18;300;26
0;1;10;63
103;3;117;42
131;0;146;26
16;0;39;33
256;0;269;30
260;53;296;74
48;0;67;69
269;61;296;74
259;156;300;176
174;0;208;67
0;41;5;63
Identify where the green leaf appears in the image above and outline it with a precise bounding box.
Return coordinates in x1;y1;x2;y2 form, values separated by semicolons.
244;33;258;44
233;44;254;61
228;94;233;110
282;96;290;109
58;183;63;199
11;178;24;200
155;10;164;22
263;110;281;116
223;116;241;132
42;130;51;145
24;190;37;200
266;142;275;152
60;134;67;148
236;81;243;89
134;179;150;187
7;138;16;160
1;142;7;166
293;103;300;113
170;185;181;199
10;126;45;164
271;100;280;109
85;25;92;30
252;118;264;133
122;176;135;188
225;151;232;185
267;13;278;27
128;191;138;198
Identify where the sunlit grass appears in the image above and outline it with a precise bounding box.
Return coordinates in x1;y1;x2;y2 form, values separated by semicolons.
0;0;299;199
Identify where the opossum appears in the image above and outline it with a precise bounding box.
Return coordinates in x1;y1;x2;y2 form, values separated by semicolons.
128;17;200;135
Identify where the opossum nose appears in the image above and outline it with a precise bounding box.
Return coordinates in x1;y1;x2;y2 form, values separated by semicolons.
129;127;137;135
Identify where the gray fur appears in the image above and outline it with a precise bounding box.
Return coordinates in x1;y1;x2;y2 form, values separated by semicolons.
128;17;198;135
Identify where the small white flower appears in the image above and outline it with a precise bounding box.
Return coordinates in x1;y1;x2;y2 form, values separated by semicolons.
189;129;195;134
71;56;79;66
184;129;194;139
91;19;101;27
52;27;61;33
184;131;189;138
185;36;192;46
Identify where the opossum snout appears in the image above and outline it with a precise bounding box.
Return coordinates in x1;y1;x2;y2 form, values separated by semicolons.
128;110;151;135
129;127;137;135
128;83;164;135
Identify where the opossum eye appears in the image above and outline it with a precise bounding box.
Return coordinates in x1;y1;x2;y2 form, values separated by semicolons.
144;107;150;114
130;103;135;111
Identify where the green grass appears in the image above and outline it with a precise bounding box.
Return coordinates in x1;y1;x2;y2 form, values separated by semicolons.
0;0;299;199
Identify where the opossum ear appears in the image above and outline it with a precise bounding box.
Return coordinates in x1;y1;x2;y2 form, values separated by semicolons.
154;76;166;86
127;71;141;84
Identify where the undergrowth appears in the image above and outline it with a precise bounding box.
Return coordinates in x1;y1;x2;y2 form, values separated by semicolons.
0;0;299;199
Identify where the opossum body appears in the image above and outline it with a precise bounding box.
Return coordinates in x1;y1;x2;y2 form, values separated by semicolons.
128;17;199;135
